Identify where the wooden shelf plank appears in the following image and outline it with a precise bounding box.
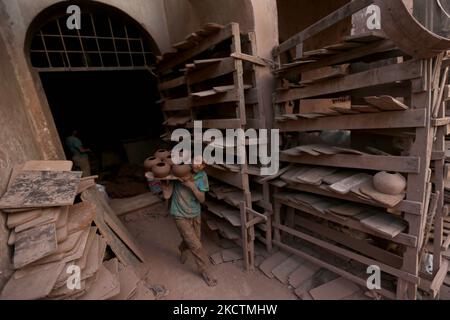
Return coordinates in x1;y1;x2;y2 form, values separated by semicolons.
158;76;186;91
188;57;235;85
274;196;417;247
275;59;423;102
273;240;396;300
274;223;419;285
276;109;426;132
159;24;233;72
280;153;420;173
162;97;191;111
280;183;422;216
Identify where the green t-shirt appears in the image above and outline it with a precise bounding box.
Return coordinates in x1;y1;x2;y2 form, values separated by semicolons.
66;136;87;158
170;171;209;219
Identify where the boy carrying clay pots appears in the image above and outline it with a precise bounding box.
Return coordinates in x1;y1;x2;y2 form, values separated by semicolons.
161;155;218;287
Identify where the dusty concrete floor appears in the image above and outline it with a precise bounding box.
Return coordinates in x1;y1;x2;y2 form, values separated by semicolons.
122;203;296;300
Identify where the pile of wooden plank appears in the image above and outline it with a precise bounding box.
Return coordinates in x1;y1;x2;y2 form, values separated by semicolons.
0;161;149;300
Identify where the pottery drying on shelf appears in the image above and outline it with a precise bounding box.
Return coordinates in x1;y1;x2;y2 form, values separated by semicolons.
144;156;160;172
152;162;171;179
373;171;406;196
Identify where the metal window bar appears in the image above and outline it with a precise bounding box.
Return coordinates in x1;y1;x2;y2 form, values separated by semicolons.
39;30;52;68
76;27;88;67
108;17;120;67
90;13;104;67
124;25;134;67
56;19;71;68
139;37;147;66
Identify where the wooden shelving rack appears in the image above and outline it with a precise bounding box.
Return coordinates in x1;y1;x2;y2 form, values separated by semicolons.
156;23;272;272
269;3;450;300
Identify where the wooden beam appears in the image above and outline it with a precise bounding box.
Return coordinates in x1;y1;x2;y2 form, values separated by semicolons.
159;24;233;72
280;153;420;173
281;183;422;216
162;97;191;111
273;0;375;57
295;216;403;267
274;224;419;285
275;59;423;102
206;166;243;189
273;240;396;300
276;109;426;132
275;40;396;78
274;197;417;247
231;52;267;66
188;57;235;85
158;76;186;91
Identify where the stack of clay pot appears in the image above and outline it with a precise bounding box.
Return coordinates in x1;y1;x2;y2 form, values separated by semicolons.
144;149;192;179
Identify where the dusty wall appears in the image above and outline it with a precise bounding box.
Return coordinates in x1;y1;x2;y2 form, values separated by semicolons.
0;25;43;289
277;0;351;51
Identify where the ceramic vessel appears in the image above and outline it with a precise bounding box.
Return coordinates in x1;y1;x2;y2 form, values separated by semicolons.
373;171;406;195
144;156;160;172
154;149;171;160
152;162;171;178
164;155;174;166
172;163;191;178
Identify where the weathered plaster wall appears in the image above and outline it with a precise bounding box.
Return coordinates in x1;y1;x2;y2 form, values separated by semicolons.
0;25;43;289
277;0;351;51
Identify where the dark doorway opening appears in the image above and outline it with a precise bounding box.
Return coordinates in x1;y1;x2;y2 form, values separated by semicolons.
40;70;165;197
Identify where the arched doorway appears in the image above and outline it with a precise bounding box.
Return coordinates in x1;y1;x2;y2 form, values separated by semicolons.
26;2;166;198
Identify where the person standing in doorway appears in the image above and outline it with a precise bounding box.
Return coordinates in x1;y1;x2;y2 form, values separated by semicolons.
161;156;218;287
66;129;91;177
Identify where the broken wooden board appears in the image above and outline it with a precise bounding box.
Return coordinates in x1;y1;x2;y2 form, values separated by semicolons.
77;176;98;194
365;96;409;111
32;226;90;265
0;171;82;209
14;207;61;233
109;192;161;217
67;202;96;235
322;170;356;185
360;213;407;238
87;190;145;257
309;277;361;300
300;64;349;85
222;247;243;262
351;105;380;113
210;252;224;265
289;262;321;288
111;264;140;300
79;264;120;300
6;209;42;229
328;173;372;194
191;89;218;98
297;167;337;185
56;206;69;229
272;256;303;284
13;223;58;269
0;261;65;300
328;203;370;217
259;251;291;279
360;183;405;208
216;220;240;240
81;188;144;267
22;160;73;172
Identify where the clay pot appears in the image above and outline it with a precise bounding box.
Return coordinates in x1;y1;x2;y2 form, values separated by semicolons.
154;149;171;160
144;156;160;172
373;171;406;195
172;163;192;178
152;162;171;179
164;155;174;166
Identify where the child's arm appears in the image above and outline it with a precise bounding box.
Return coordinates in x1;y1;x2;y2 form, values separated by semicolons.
183;178;206;204
161;181;174;200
